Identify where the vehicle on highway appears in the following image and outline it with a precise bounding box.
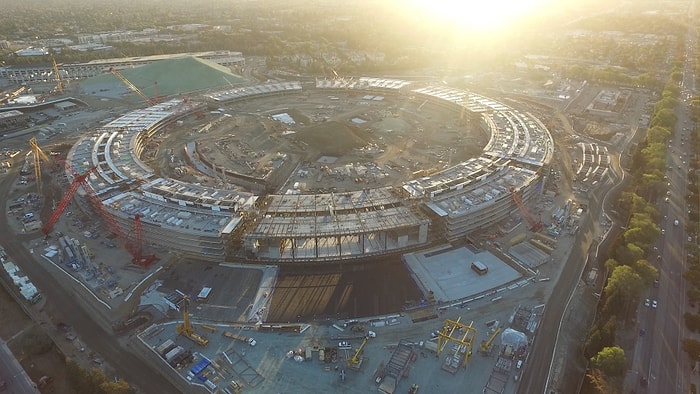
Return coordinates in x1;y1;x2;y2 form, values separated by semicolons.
644;298;650;307
652;300;658;309
674;219;679;227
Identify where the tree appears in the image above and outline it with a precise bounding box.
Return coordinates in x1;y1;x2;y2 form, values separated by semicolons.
591;346;626;376
650;108;677;129
646;126;672;144
615;242;644;265
683;339;700;361
684;313;700;333
586;368;616;394
603;265;644;318
631;259;658;288
66;358;135;394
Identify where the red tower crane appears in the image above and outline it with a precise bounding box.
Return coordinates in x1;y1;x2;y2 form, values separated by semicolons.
42;166;98;236
509;187;543;232
176;96;205;119
132;214;157;267
42;160;156;267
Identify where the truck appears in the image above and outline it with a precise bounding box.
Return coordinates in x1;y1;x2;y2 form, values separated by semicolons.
423;340;438;354
156;339;176;357
165;346;185;363
222;330;257;346
378;375;397;394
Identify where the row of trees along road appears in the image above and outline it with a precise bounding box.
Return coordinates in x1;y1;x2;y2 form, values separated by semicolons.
583;63;686;392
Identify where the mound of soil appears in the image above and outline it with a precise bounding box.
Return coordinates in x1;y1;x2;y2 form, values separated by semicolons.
295;121;370;156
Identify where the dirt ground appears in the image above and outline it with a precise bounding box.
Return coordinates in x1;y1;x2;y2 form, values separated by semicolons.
266;257;424;322
145;90;486;195
0;283;72;393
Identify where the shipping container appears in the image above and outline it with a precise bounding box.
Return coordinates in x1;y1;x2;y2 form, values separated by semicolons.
156;339;176;356
165;346;184;362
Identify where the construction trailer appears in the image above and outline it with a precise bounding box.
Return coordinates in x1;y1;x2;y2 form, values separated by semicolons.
222;330;257;346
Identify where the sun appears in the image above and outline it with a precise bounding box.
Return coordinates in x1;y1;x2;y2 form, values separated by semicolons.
407;0;552;33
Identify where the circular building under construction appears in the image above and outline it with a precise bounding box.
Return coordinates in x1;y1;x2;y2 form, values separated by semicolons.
63;74;553;264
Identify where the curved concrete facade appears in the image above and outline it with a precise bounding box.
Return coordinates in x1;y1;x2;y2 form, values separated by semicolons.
65;78;553;263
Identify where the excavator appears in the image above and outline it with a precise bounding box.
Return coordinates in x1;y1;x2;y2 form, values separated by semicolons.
176;296;209;346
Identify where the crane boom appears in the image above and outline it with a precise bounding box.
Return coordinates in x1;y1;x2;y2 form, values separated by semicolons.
51;56;64;94
479;326;502;354
29;137;52;195
42;166;97;236
349;337;368;365
109;67;155;105
510;187;543;232
0;86;26;105
176;296;209;346
132;214;157;267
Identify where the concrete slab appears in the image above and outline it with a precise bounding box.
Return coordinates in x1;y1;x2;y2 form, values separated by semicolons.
509;242;550;268
156;262;264;323
403;245;523;303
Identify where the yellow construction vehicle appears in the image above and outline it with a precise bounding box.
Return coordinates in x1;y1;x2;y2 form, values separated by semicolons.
51;56;64;94
479;326;502;355
348;337;368;369
29;137;51;195
200;324;217;333
109;67;156;106
176;296;209;346
0;85;26;105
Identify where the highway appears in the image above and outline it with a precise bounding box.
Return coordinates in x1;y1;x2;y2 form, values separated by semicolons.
636;11;696;392
0;171;181;393
0;340;38;393
518;180;611;393
638;116;689;393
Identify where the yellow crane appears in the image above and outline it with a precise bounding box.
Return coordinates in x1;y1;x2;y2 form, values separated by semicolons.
29;137;51;195
479;326;502;355
109;67;156;106
51;56;64;94
0;85;26;105
348;337;368;369
176;296;209;346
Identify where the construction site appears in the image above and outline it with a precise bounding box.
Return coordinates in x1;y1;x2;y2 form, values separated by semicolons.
0;52;612;393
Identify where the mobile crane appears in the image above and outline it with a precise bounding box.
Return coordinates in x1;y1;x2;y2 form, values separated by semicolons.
131;214;157;267
479;326;502;355
0;85;26;105
348;337;368;369
109;67;157;106
509;187;543;232
41;157;123;237
51;56;65;94
176;296;209;346
29;137;51;195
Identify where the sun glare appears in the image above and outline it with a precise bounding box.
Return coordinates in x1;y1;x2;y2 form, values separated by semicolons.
408;0;551;33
